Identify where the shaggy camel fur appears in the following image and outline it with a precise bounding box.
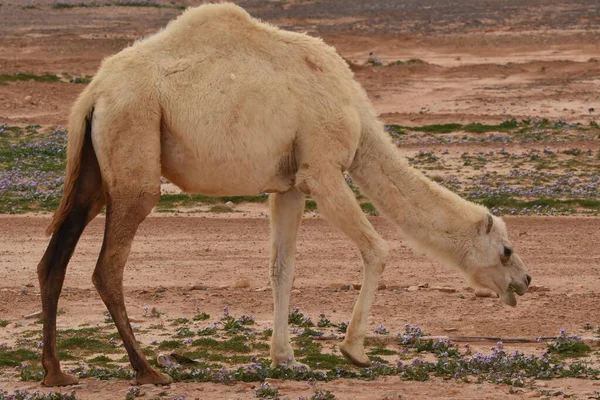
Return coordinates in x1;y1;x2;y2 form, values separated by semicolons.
38;3;531;386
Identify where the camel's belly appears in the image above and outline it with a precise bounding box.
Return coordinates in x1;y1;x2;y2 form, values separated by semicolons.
160;128;296;196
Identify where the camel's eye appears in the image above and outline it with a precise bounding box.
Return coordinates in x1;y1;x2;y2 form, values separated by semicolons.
503;246;513;258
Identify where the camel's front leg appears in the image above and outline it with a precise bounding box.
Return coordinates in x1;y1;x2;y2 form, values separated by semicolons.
297;168;388;367
269;187;305;367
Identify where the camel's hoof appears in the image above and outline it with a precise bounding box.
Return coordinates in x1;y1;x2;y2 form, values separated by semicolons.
135;369;173;385
339;342;371;368
42;372;79;387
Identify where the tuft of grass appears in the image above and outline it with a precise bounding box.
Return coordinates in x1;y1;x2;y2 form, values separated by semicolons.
360;202;378;216
192;335;254;353
304;199;317;212
208;204;234;213
0;320;9;328
57;337;119;354
87;355;112;363
288;308;314;327
255;382;280;399
0;73;60;85
547;330;592;358
0;348;39;367
157;340;183;350
300;353;347;369
193;312;210;321
156;193;267;211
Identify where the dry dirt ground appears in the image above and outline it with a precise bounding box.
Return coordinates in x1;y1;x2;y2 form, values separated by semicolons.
1;0;600;399
1;216;600;399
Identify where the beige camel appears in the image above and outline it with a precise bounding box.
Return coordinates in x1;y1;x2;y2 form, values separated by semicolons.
37;3;531;386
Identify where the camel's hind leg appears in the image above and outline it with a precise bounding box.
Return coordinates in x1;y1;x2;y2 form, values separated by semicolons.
38;132;105;386
268;187;305;367
297;167;388;367
90;107;170;384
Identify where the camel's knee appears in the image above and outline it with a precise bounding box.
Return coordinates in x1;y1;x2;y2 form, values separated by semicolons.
362;239;389;273
109;190;160;222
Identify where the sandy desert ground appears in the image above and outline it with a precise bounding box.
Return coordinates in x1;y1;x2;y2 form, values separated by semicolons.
0;0;599;399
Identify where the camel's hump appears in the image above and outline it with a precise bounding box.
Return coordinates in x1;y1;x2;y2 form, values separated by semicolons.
171;3;255;29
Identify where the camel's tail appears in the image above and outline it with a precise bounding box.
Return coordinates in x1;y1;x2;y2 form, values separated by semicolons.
45;88;97;236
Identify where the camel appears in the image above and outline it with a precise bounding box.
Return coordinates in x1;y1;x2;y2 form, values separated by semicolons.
37;3;531;387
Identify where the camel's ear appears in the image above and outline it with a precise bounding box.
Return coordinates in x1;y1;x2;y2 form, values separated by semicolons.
482;213;494;234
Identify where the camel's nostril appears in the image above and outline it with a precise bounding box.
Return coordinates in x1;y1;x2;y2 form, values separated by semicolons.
526;274;532;286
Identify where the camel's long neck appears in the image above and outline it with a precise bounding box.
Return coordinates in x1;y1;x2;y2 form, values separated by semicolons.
349;125;486;268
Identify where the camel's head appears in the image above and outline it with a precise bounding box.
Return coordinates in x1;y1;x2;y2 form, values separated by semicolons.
461;213;531;306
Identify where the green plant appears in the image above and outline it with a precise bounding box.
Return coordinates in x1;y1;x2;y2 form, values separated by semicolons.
254;382;280;399
288;308;314;327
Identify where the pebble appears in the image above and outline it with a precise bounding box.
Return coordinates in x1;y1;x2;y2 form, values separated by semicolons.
255;287;270;292
327;283;347;290
190;284;208;291
291;289;301;294
417;282;429;288
474;289;495;298
526;391;541;398
528;285;550;292
23;310;42;319
443;327;457;332
234;279;250;289
407;286;419;292
225;201;234;208
377;283;386;290
24;95;32;102
352;283;362;290
431;286;456;293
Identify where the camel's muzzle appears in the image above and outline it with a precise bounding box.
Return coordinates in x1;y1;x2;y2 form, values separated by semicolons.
499;274;531;306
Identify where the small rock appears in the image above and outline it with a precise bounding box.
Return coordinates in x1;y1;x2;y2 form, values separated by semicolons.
417;283;429;288
190;284;208;291
225;201;234;208
377;283;386;290
526;391;541;398
216;284;228;290
156;286;167;293
327;283;347;290
234;279;250;289
129;317;145;323
528;285;550;293
443;327;458;332
431;286;456;293
131;323;141;331
23;310;42;319
24;95;32;102
24;283;34;288
352;283;362;290
291;289;301;294
255;287;270;292
474;289;495;298
407;286;419;292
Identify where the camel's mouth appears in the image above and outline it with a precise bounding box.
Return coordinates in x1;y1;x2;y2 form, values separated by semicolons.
498;282;528;307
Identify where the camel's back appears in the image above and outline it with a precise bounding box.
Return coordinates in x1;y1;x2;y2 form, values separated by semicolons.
127;4;357;99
